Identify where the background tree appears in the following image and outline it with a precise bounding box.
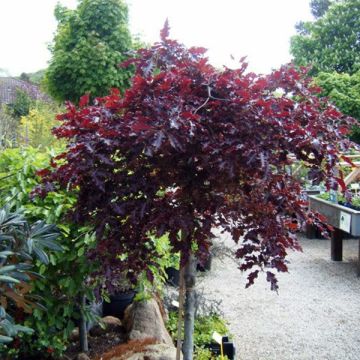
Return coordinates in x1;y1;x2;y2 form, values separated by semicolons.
37;26;353;359
310;0;333;18
44;0;134;103
290;0;360;75
316;71;360;142
291;0;360;143
6;89;33;120
19;73;31;83
18;70;46;86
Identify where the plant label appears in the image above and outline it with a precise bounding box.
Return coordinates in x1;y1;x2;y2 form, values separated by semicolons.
212;332;225;359
339;211;351;233
212;331;223;344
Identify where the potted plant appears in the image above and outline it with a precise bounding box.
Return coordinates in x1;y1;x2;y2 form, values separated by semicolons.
102;273;136;320
197;252;212;272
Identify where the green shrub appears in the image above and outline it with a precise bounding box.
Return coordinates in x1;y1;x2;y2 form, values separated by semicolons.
167;310;230;359
0;205;60;345
18;102;64;149
0;147;179;356
0;147;97;357
6;89;32;120
195;347;229;360
0;106;18;149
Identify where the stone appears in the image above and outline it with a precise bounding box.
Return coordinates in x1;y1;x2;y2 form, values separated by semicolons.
89;316;123;337
69;327;79;342
126;343;179;360
75;353;90;360
58;356;71;360
123;298;173;346
101;341;181;360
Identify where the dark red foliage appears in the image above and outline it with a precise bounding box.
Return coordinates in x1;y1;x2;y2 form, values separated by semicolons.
36;26;354;291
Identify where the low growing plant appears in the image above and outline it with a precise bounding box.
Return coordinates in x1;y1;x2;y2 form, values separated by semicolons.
167;310;230;359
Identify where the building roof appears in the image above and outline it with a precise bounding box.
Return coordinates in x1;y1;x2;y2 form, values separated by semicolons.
0;77;48;105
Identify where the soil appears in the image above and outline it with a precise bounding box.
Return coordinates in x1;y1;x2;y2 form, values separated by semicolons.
63;328;126;360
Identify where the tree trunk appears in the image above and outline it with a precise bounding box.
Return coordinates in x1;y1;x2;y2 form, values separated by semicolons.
79;293;89;352
176;262;186;360
182;253;197;360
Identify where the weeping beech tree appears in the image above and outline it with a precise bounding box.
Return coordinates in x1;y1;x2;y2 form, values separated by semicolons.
36;23;354;359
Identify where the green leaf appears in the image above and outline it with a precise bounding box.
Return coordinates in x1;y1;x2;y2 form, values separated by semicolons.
77;247;85;257
0;335;13;343
55;204;64;218
0;251;14;259
0;275;20;284
13;324;34;334
0;265;18;274
32;247;49;265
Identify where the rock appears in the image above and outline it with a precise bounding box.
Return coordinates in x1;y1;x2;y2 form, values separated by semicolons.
69;327;79;342
102;315;123;327
75;353;90;360
126;343;179;360
123;298;173;346
98;339;181;360
59;356;71;360
89;316;123;337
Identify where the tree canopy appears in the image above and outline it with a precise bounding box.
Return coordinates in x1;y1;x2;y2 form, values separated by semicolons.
290;0;360;75
37;25;354;293
316;71;360;120
310;0;333;18
35;24;355;360
44;0;134;103
316;70;360;142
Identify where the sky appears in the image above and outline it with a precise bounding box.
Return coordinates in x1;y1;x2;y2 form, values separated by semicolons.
0;0;314;76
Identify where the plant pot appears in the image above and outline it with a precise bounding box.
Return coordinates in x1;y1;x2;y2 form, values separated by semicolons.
197;253;212;272
223;341;236;360
102;290;136;319
165;267;180;287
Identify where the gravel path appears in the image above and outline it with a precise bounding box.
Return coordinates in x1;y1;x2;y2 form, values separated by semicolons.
197;234;360;360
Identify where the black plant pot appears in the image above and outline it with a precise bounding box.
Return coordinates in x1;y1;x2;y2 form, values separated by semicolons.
197;253;212;272
102;291;136;319
165;267;180;287
223;341;236;360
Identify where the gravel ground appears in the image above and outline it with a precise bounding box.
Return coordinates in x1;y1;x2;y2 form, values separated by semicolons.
197;233;360;360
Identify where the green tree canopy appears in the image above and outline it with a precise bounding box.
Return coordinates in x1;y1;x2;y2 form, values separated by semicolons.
290;0;360;75
316;70;360;141
310;0;333;18
45;0;134;103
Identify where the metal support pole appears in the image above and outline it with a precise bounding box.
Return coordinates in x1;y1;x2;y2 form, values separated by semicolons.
331;227;343;261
